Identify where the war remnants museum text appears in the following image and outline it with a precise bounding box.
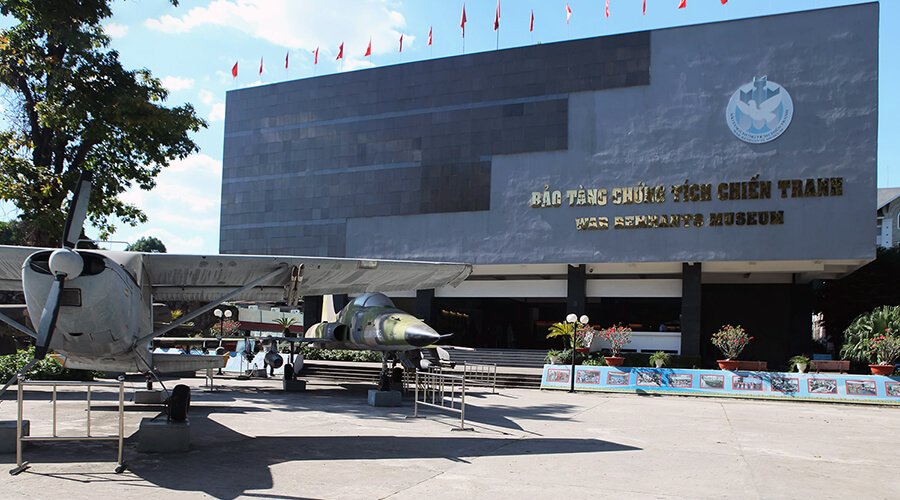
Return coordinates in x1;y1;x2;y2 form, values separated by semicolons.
530;176;843;232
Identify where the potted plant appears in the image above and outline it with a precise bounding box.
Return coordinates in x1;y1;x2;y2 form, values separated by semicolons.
841;305;900;375
547;322;575;350
868;333;900;376
574;323;596;354
788;355;811;373
649;351;671;368
711;324;752;370
545;350;563;365
598;324;632;366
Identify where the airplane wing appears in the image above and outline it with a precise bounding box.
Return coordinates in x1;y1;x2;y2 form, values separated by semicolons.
141;253;472;302
0;245;43;291
0;245;472;301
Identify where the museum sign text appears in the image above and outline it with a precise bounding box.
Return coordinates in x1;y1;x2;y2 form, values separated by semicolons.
529;177;843;232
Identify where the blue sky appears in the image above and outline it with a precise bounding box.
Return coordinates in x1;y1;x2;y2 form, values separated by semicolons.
3;0;895;254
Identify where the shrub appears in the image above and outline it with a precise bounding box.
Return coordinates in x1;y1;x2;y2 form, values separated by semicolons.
0;348;97;382
841;305;900;363
711;325;752;360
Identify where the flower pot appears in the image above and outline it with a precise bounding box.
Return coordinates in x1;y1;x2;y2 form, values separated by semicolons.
869;364;895;376
654;359;664;368
575;347;590;354
605;356;624;367
717;359;740;371
796;363;807;374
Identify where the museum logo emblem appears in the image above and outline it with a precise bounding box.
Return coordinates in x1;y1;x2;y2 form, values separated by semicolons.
726;76;793;144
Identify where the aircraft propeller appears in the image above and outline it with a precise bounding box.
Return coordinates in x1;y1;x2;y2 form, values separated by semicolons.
33;171;92;359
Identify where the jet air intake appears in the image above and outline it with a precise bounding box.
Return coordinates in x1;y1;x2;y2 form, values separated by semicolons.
305;322;350;342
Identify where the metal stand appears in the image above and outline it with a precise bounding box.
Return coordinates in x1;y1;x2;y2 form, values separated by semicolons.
9;379;127;475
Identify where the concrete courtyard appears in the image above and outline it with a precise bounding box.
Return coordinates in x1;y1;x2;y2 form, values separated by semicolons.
1;375;898;499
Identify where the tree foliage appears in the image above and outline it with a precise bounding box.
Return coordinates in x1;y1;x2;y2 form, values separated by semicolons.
0;0;204;246
125;235;166;253
840;305;900;363
815;246;900;347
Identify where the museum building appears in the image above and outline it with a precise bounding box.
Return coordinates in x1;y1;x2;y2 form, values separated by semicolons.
220;3;878;367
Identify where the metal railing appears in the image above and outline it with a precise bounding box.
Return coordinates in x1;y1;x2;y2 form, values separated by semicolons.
461;362;497;393
410;370;473;431
10;379;126;475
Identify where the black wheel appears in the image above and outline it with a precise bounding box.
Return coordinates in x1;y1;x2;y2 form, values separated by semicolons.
284;363;294;381
166;384;190;422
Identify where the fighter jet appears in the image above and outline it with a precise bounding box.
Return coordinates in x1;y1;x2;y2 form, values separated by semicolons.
0;172;471;389
297;292;449;389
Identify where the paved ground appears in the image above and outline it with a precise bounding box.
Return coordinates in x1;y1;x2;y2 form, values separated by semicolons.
1;374;899;499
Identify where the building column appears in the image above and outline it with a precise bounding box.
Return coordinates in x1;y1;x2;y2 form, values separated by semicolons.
304;295;322;327
681;262;702;356
567;264;587;316
334;294;349;312
416;289;436;325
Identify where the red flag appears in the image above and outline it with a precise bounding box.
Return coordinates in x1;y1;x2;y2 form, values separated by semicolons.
314;47;319;64
493;0;500;31
530;9;533;32
566;4;572;24
335;43;343;60
428;27;432;46
364;37;372;57
722;0;728;3
461;3;467;37
678;0;686;9
231;62;238;78
605;0;610;18
285;51;289;69
399;33;403;53
643;0;646;15
259;57;263;75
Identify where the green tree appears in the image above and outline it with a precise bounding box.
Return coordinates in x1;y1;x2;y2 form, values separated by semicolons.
125;235;166;253
0;0;205;247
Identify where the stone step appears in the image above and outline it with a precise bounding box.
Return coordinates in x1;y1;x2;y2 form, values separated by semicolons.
432;348;550;368
299;361;543;390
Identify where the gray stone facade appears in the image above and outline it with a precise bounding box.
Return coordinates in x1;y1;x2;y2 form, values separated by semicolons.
221;4;877;266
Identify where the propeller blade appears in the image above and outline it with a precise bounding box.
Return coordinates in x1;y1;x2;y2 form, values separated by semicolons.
62;171;93;249
34;276;65;360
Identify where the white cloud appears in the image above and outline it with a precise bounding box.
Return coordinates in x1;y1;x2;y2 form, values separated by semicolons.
208;102;226;122
199;90;216;105
145;0;408;69
104;22;129;38
161;76;195;92
117;154;222;253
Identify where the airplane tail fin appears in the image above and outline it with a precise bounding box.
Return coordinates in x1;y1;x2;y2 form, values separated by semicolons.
321;294;337;322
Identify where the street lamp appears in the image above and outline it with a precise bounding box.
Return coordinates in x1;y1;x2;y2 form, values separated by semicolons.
213;308;232;375
567;313;589;393
213;307;233;336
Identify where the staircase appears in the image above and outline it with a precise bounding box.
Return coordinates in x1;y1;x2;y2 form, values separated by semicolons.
436;348;549;368
300;358;544;390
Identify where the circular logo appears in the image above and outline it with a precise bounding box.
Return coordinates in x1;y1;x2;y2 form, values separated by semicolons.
725;77;793;144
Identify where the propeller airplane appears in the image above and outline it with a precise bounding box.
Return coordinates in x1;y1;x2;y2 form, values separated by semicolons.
0;171;471;394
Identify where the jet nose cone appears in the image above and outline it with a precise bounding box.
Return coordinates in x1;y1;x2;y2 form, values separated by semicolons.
404;323;440;348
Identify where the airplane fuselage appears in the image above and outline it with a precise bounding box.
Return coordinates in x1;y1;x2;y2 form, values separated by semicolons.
304;293;441;351
22;249;154;372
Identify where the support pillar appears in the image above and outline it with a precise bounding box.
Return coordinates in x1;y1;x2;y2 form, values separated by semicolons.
334;294;349;312
416;289;436;325
681;262;702;356
304;296;323;326
567;265;587;316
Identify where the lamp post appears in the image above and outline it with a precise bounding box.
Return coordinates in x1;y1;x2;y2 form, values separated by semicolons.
213;308;232;375
568;313;589;393
213;307;233;337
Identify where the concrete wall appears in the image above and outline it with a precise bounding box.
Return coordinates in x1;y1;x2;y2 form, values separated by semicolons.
222;4;878;266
